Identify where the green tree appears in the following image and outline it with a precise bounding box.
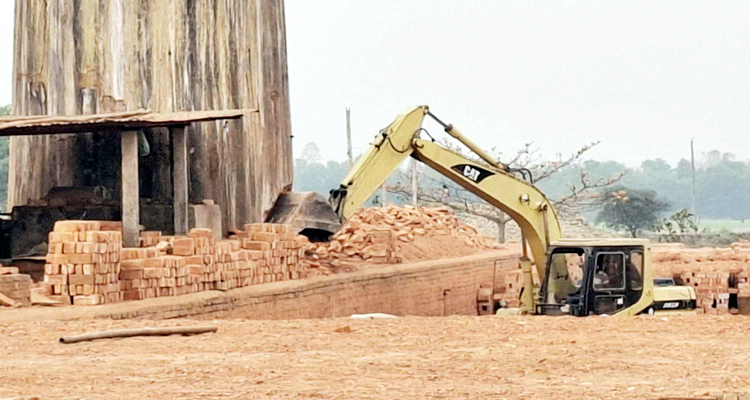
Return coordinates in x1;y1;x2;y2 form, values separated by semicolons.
596;186;670;237
652;208;701;242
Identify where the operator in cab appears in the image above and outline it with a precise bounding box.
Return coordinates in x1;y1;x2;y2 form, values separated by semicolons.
596;254;624;288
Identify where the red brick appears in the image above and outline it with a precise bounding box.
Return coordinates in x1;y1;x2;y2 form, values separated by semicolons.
251;232;277;242
121;259;146;270
122;290;144;301
120;270;143;280
54;220;102;233
242;240;270;251
49;232;75;243
96;221;120;231
68;274;95;285
188;228;214;238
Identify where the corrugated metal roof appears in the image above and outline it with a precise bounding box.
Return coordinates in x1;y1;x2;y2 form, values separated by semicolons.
0;109;257;136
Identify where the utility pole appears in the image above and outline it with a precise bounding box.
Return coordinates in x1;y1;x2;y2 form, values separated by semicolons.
411;159;418;205
346;107;353;168
691;138;697;223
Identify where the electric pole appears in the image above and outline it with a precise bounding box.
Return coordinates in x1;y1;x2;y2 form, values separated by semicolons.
691;138;697;224
346;107;353;168
411;159;418;205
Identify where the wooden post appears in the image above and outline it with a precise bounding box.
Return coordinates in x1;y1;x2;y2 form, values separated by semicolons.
121;131;140;247
172;125;189;235
346;107;353;168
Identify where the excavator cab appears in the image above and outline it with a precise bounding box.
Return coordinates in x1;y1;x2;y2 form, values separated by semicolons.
538;239;653;316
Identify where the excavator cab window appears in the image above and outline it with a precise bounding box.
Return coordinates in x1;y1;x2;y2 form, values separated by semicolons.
593;252;625;291
629;251;644;291
543;248;587;308
588;248;645;315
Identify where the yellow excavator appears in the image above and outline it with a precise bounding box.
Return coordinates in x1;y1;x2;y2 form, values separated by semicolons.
271;106;696;316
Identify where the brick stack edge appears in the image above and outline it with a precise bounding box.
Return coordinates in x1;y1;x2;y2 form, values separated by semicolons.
656;242;750;315
677;268;749;315
43;221;123;305
43;221;310;306
0;266;31;306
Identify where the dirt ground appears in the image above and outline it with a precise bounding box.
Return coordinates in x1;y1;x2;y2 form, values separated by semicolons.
2;315;750;400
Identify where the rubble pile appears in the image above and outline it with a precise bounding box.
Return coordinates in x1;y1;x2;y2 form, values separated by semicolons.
303;206;503;275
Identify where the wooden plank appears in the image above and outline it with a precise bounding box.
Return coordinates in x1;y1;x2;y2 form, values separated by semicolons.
0;109;253;136
121;130;140;247
172;125;189;235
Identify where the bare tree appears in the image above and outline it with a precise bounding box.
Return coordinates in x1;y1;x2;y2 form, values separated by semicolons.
388;140;624;242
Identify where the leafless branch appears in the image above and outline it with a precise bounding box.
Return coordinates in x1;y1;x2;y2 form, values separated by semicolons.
389;140;624;233
553;170;626;214
528;141;600;183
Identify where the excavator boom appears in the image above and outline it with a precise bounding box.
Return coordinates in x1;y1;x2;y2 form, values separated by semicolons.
330;106;561;282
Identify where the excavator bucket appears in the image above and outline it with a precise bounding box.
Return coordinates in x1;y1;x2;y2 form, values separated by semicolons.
264;192;342;241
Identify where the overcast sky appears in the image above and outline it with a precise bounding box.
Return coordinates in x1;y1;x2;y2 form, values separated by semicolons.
1;2;748;167
0;2;12;108
285;1;750;167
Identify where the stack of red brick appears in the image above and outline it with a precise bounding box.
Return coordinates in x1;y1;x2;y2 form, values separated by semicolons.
229;223;308;283
653;242;750;314
43;220;123;305
41;221;311;306
123;225;307;299
0;266;31;306
675;267;749;314
500;269;522;307
119;247;198;300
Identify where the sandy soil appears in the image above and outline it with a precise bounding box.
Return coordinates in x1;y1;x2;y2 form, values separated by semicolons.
2;315;750;400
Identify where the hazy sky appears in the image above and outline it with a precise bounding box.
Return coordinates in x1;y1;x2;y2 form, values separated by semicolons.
0;2;748;168
0;2;12;108
285;1;750;167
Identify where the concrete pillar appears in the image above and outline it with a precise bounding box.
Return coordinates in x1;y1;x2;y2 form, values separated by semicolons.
121;131;140;247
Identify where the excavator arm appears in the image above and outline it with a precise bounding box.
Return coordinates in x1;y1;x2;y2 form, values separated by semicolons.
329;106;562;284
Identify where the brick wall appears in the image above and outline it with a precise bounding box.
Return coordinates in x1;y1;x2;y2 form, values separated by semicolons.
89;250;520;320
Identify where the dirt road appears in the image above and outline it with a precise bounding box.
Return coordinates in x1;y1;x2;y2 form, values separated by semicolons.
1;315;749;399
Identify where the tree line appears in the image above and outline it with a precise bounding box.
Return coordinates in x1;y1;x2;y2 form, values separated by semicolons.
539;153;750;221
294;141;750;227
